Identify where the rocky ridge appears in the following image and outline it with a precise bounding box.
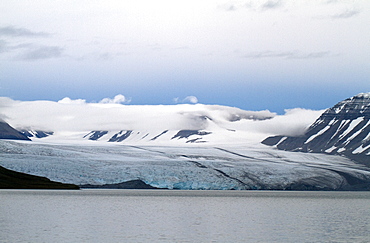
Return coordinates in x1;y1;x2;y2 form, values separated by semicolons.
262;93;370;165
0;121;30;140
0;165;79;189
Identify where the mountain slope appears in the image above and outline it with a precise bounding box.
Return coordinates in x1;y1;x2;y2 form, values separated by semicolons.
262;93;370;165
0;121;30;140
0;165;79;189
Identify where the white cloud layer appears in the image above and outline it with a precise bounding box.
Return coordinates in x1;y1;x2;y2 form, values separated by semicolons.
250;108;324;137
0;97;323;143
58;97;87;105
0;26;51;38
99;94;131;104
183;96;198;104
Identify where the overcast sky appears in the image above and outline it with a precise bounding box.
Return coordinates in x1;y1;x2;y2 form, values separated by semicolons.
0;0;369;113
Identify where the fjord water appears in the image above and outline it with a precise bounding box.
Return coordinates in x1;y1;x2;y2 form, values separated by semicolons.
1;190;369;242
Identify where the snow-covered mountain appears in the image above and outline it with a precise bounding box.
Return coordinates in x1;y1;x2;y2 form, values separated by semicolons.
262;93;370;165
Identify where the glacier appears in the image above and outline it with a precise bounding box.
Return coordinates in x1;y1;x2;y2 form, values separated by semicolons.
1;140;369;190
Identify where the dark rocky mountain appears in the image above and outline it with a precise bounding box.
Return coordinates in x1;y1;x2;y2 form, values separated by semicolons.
0;165;79;189
84;129;212;143
171;130;211;140
262;93;370;166
109;130;133;142
83;130;108;140
20;129;54;139
0;121;30;140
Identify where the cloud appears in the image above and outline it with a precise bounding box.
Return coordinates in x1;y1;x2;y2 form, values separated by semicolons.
99;94;131;104
174;96;199;104
58;95;131;105
0;42;64;60
58;97;87;105
221;1;359;21
218;3;239;11
17;45;64;60
313;1;361;20
184;96;198;104
261;0;283;10
242;50;332;60
0;40;7;53
246;108;324;137
226;4;238;11
331;9;360;19
0;26;63;61
0;97;322;143
0;97;17;122
0;97;272;131
220;0;283;12
219;3;238;11
0;26;51;38
325;0;338;3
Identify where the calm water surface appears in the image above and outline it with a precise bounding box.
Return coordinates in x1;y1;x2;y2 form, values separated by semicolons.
0;190;369;242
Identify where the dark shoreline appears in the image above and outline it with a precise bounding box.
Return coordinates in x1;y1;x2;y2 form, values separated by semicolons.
80;180;161;189
0;165;79;189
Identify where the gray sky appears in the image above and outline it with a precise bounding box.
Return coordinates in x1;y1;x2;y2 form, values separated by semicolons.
0;0;369;113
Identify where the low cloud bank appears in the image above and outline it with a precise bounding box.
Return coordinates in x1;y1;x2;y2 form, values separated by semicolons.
0;96;323;140
58;94;130;105
252;108;324;136
98;94;131;104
